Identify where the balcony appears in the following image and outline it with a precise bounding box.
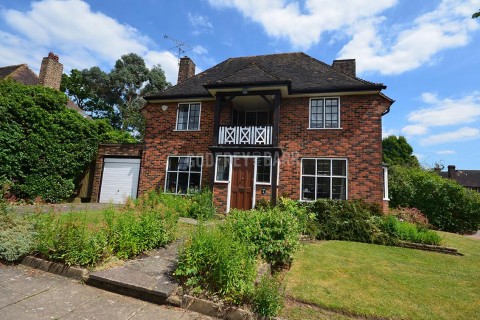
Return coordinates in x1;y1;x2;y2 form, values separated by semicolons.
218;126;273;145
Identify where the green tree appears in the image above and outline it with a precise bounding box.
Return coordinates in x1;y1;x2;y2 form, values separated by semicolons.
473;10;480;19
382;135;419;167
0;79;101;202
61;53;170;140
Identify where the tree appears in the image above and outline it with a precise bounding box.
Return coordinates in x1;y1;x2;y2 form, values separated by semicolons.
473;10;480;19
0;79;102;202
382;135;420;167
61;53;170;139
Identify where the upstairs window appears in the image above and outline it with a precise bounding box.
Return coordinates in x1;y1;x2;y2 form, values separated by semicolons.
176;103;201;130
309;98;340;128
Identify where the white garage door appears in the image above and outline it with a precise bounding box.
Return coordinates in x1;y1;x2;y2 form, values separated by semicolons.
99;158;141;204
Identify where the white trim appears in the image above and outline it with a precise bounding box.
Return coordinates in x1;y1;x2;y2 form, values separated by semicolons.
104;158;141;164
164;155;204;194
383;165;390;201
255;156;272;185
300;157;348;201
308;97;341;129
214;155;230;183
175;102;202;131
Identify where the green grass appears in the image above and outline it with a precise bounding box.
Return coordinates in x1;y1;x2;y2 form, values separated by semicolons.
283;232;480;320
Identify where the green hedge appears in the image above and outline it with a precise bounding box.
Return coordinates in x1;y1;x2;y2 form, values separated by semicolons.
389;165;480;233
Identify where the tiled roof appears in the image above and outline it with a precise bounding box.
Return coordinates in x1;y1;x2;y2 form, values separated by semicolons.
0;64;39;85
147;52;386;99
439;170;480;188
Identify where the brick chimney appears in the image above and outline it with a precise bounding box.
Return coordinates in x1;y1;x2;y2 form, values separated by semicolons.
447;165;457;179
177;56;195;84
333;59;356;77
39;52;63;90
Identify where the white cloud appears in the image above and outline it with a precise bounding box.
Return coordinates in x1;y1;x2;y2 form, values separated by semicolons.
420;127;480;145
402;125;428;136
0;0;179;83
339;0;480;75
382;128;398;138
192;45;208;55
435;150;456;155
188;13;214;35
208;0;397;49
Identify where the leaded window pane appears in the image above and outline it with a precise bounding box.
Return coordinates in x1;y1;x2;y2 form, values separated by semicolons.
178;157;189;171
317;177;330;199
256;157;271;183
302;176;315;200
332;178;346;200
332;160;346;176
166;172;178;193
190;157;202;172
317;160;330;175
177;104;189;130
302;159;315;175
301;158;347;201
310;98;339;128
216;157;230;181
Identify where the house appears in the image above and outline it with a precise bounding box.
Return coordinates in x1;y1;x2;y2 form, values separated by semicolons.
91;52;393;211
438;165;480;193
0;52;87;117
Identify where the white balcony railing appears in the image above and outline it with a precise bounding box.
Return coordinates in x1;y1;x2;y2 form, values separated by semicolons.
218;126;273;145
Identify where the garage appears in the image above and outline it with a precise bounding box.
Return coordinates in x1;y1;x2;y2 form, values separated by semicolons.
99;158;141;204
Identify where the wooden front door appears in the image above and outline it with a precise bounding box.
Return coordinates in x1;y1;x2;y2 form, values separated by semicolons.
230;158;254;210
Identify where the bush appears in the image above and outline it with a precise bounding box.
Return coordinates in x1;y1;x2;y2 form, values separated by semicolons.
389;165;480;233
252;275;284;317
175;226;256;303
187;189;215;220
310;199;386;244
380;215;441;245
390;207;429;227
222;207;301;267
0;209;36;262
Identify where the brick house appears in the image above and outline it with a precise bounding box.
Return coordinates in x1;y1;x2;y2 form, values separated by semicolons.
437;165;480;193
139;52;393;212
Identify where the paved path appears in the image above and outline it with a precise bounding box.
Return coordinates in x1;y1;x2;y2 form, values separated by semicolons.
0;263;213;320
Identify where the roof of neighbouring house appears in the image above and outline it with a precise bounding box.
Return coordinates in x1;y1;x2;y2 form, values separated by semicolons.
146;52;387;100
439;170;480;188
0;64;39;86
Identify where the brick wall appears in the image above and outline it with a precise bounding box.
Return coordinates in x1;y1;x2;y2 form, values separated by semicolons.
90;143;143;202
140;93;390;210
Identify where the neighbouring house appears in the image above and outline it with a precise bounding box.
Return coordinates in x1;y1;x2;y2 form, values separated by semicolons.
437;165;480;193
0;52;87;117
92;52;394;211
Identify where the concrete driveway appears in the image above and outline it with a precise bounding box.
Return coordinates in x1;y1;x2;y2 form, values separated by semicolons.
0;263;213;320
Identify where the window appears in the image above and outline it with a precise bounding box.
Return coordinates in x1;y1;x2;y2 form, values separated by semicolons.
165;156;202;194
176;103;201;130
383;165;389;200
310;98;339;128
301;158;347;201
256;157;271;184
215;156;230;182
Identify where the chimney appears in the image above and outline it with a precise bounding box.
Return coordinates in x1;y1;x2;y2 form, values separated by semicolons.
332;59;356;77
39;52;63;90
177;56;195;84
447;165;456;179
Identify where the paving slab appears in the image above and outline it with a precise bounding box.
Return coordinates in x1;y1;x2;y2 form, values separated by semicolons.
87;240;181;304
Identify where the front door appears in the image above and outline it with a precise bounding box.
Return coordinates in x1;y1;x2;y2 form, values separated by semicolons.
230;158;254;210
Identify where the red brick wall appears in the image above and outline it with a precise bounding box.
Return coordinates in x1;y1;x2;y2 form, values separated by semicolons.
140;94;390;209
90;143;143;203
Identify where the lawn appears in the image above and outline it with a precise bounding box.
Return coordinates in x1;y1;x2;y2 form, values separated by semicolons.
282;232;480;320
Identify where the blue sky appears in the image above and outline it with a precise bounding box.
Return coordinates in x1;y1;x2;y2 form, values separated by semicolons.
1;0;479;169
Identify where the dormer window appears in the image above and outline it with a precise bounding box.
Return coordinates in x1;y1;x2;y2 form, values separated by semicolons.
309;98;340;129
176;102;201;130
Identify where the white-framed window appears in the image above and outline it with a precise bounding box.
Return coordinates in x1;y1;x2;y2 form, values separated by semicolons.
383;165;389;200
309;97;340;129
165;156;202;194
301;158;347;201
176;102;201;130
215;156;230;183
256;156;271;184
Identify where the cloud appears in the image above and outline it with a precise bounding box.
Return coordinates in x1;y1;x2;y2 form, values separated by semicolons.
338;0;480;75
382;128;398;138
435;150;456;155
402;125;428;136
0;0;179;83
192;45;208;55
208;0;397;49
188;13;214;35
420;127;480;145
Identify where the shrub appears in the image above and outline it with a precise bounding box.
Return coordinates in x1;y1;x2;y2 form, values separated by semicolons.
390;207;429;227
187;189;215;220
389;165;480;233
222;207;301;267
252;275;284;317
0;210;36;262
310;199;386;244
175;226;256;303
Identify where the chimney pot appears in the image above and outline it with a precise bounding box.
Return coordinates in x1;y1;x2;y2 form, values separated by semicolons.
447;165;456;179
177;57;195;84
333;59;356;77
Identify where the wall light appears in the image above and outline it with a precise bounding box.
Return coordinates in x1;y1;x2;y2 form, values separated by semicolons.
161;105;168;111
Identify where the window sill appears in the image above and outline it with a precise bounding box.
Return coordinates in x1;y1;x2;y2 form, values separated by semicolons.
307;127;343;130
256;182;271;186
214;180;229;184
174;129;201;132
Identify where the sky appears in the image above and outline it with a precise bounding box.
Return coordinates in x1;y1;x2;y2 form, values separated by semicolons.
0;0;479;169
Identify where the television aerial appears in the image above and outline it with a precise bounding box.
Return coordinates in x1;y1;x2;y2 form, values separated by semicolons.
164;35;192;65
